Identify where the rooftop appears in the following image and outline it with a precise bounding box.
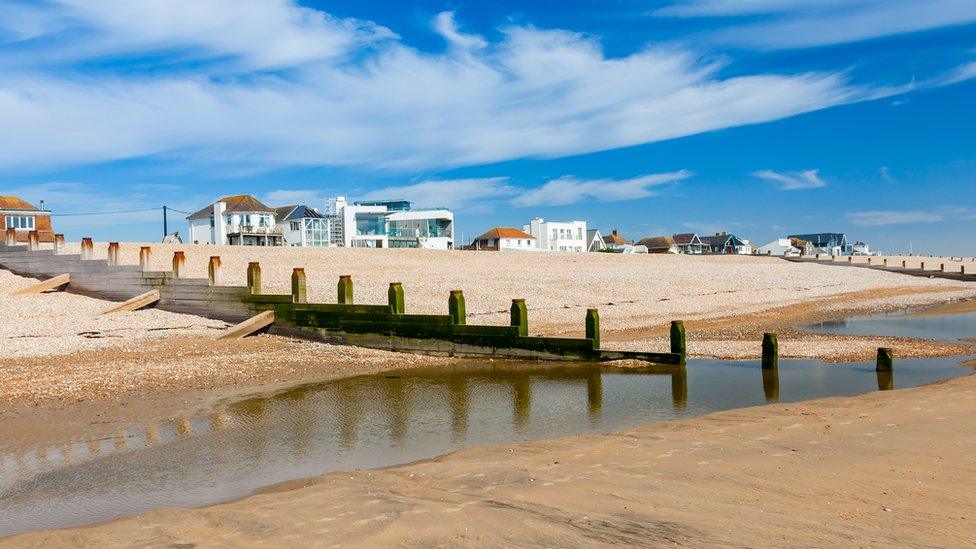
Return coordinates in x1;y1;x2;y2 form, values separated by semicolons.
473;227;535;241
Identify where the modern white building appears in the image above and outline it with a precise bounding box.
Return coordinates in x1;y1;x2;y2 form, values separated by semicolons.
523;218;588;252
325;197;454;249
758;238;801;257
187;195;283;246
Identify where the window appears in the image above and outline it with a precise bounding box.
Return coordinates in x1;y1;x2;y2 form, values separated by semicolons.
5;215;35;230
577;228;583;240
290;221;301;231
551;229;557;239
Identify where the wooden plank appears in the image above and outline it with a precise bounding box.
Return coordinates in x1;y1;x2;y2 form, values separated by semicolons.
100;290;160;315
216;310;275;340
12;273;70;296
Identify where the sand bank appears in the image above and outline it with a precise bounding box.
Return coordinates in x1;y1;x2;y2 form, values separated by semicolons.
8;370;974;547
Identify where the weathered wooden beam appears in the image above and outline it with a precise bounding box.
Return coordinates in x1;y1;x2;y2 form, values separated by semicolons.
100;289;160;315
216;310;275;340
12;273;70;296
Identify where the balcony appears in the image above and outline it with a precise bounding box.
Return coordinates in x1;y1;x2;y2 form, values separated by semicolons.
228;224;282;236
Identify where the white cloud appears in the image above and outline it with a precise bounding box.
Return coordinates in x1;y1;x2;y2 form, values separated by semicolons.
879;166;897;184
656;0;976;50
752;169;827;190
263;189;334;206
0;2;870;173
361;178;515;211
433;11;487;51
0;2;967;175
846;210;944;226
513;171;692;207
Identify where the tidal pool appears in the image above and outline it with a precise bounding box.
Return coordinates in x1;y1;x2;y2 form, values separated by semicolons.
0;355;972;537
804;309;976;342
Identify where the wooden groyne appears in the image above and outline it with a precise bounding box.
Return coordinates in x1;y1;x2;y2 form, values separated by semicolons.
0;234;682;365
783;255;976;282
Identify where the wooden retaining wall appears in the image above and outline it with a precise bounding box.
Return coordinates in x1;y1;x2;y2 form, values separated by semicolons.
0;240;682;365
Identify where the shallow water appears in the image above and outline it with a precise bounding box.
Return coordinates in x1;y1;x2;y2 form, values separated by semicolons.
804;309;976;342
0;355;971;537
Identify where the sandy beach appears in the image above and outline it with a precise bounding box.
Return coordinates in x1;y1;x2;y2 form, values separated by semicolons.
2;247;975;545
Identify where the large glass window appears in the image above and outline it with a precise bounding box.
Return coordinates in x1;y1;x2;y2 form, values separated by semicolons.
5;215;35;229
355;213;386;236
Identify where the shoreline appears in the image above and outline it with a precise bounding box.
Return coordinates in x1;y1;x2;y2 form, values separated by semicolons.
6;369;974;546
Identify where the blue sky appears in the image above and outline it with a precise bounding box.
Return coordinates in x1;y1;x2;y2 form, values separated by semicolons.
1;0;974;253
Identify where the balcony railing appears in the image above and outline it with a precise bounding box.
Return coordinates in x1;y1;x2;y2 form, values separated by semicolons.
228;224;282;235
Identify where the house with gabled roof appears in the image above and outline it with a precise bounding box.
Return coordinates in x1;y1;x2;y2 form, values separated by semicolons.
187;194;283;246
467;227;537;251
274;205;330;247
0;196;54;243
788;232;849;255
671;232;703;254
637;235;679;254
700;232;747;254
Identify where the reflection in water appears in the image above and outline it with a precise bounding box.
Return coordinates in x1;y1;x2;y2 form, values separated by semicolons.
0;356;972;537
877;371;894;391
762;368;780;402
587;370;602;421
671;367;687;410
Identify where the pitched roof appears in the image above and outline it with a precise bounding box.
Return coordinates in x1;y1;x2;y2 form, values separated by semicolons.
0;196;40;211
701;233;745;249
672;232;699;245
473;227;535;241
187;194;274;220
602;229;630;245
636;236;676;250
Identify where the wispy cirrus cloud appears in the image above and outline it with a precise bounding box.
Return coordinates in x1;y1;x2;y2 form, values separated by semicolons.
361;178;515;211
512;171;693;207
846;210;944;226
0;1;898;175
752;169;827;190
655;0;976;50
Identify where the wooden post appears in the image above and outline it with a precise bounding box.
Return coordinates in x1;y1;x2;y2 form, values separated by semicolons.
920;261;925;271
876;347;893;373
172;251;186;278
4;228;14;246
940;263;945;273
510;298;528;336
901;260;907;269
388;282;405;314
670;320;686;360
762;367;779;402
139;246;152;271
81;237;94;260
291;268;307;303
338;275;353;304
847;256;852;263
883;258;888;267
208;256;222;286
761;332;778;370
448;290;466;325
867;257;872;265
53;234;65;254
107;242;120;266
27;230;39;251
585;308;600;350
247;262;262;294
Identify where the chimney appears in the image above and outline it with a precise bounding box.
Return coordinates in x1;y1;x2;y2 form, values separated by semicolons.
39;199;45;210
612;229;618;236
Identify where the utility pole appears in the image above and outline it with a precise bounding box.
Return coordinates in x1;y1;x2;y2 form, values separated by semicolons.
163;205;169;238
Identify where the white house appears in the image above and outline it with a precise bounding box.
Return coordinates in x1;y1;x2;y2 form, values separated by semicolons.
468;227;538;251
325;197;454;249
523;217;587;252
187;195;283;246
274;205;330;247
758;238;801;257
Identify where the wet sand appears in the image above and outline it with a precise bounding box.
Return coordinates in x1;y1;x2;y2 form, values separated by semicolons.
7;371;974;547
